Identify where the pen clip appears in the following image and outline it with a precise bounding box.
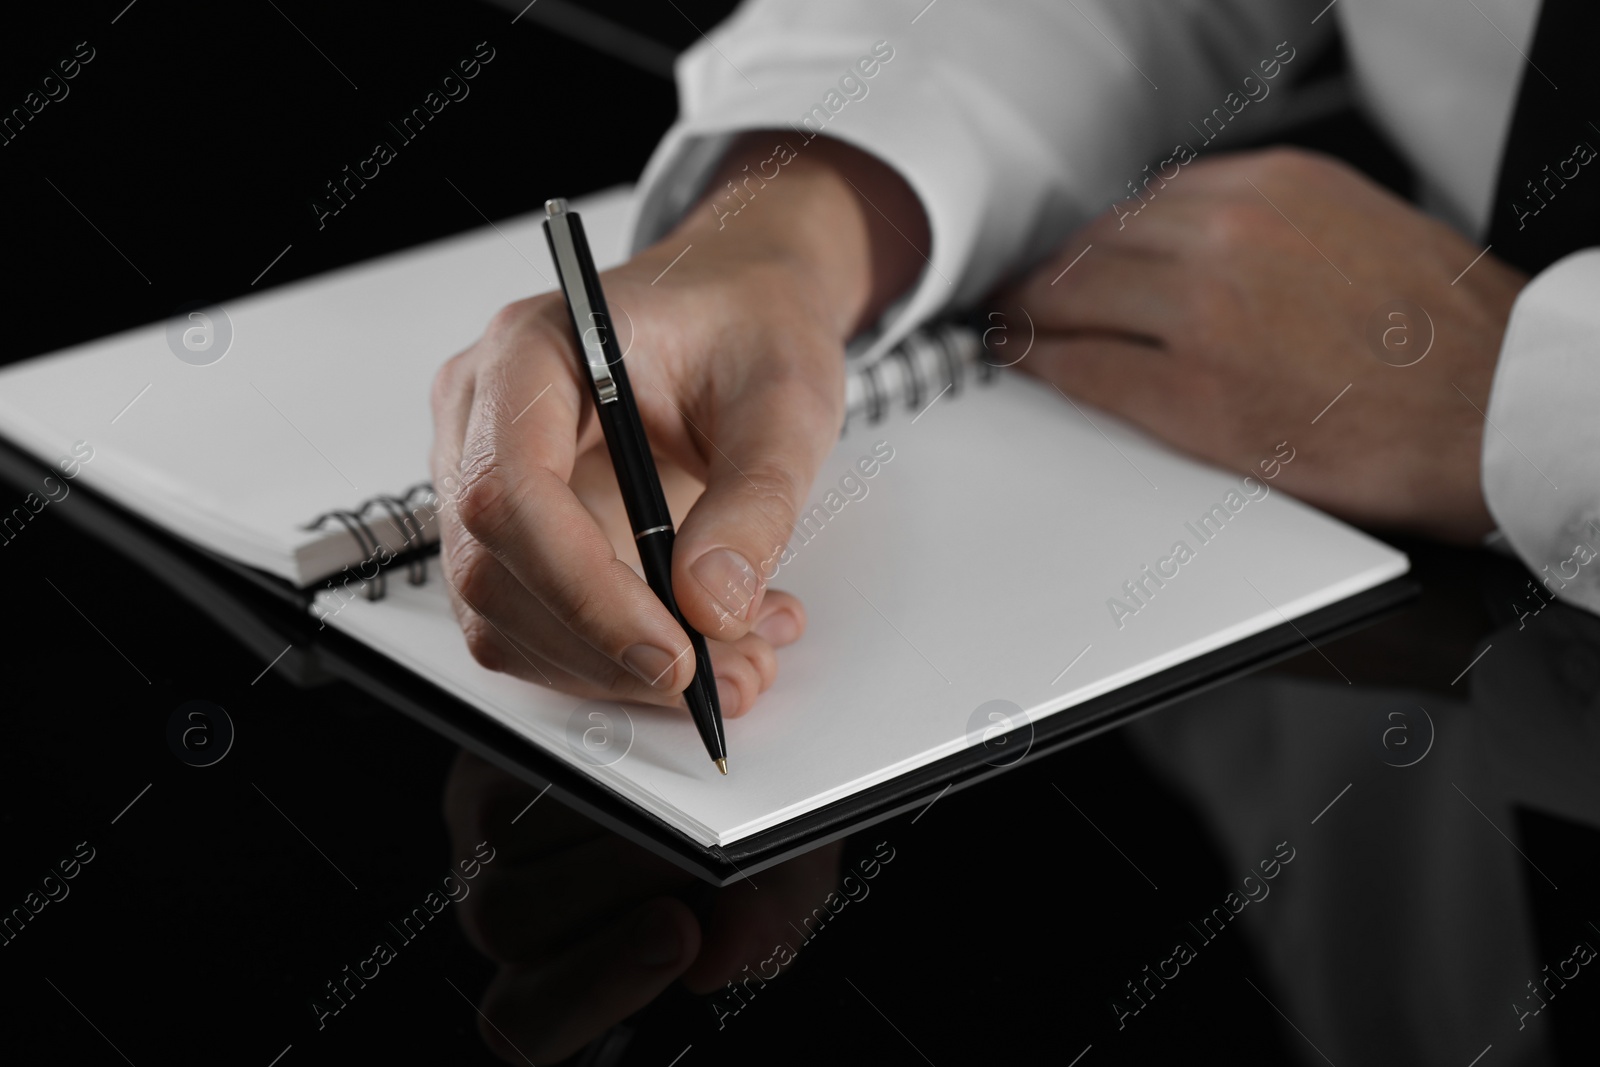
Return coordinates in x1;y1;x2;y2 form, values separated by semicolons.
578;314;620;404
544;198;619;404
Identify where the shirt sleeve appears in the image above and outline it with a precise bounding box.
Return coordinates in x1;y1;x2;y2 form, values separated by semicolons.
626;0;1327;363
1482;248;1600;615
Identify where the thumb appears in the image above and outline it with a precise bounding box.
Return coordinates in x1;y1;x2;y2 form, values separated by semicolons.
670;372;839;641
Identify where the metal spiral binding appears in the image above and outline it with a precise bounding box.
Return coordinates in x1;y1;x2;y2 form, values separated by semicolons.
843;320;993;434
303;480;438;601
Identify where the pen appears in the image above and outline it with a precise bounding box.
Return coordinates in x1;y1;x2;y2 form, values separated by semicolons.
542;197;728;775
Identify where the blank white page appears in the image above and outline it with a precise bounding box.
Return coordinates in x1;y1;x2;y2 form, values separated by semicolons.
322;370;1408;846
0;189;632;586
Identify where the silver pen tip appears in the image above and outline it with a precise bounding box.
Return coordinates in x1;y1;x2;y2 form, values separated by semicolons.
544;197;570;217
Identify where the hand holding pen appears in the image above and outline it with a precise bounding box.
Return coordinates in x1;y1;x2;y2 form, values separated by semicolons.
426;136;929;742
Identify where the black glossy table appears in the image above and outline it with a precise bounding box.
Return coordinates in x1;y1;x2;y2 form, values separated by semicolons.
6;443;1596;1067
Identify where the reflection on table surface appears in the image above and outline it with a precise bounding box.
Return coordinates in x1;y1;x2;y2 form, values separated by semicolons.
5;489;1597;1065
439;559;1600;1066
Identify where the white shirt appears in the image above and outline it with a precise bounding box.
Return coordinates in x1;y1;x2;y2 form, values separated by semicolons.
626;0;1600;615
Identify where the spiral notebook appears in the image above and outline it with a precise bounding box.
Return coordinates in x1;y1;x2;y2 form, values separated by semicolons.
0;186;1409;849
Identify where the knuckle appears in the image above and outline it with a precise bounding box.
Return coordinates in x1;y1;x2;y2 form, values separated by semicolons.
743;461;807;512
430;349;472;414
1199;199;1273;253
454;461;514;546
483;298;539;341
450;542;500;613
738;465;813;541
460;616;505;674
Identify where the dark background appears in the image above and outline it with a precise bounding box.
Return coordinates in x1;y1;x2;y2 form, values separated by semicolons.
0;0;738;362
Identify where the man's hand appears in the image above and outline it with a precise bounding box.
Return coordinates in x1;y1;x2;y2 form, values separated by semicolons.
1001;148;1528;543
430;135;928;714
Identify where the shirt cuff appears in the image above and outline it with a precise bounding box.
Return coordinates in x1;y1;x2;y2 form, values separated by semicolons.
1482;248;1600;613
625;36;1078;365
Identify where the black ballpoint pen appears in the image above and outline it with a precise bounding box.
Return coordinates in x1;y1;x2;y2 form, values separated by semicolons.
542;197;728;775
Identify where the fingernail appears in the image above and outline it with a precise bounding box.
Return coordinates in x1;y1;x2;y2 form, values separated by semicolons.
631;906;682;967
623;644;681;689
690;548;762;624
715;676;741;716
752;607;800;646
